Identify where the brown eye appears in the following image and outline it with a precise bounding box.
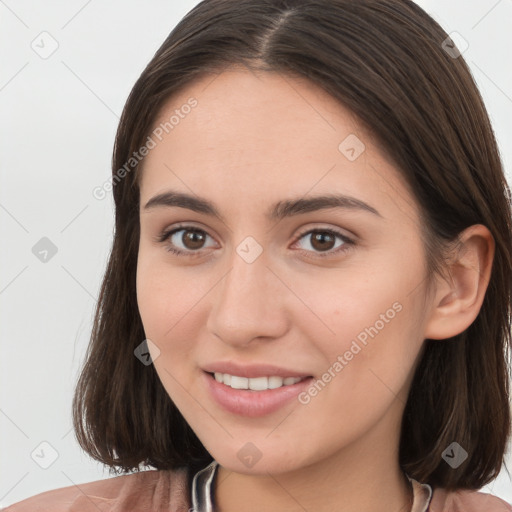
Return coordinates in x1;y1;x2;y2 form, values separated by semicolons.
158;226;216;256
181;229;207;250
310;231;336;252
157;225;354;259
294;228;354;258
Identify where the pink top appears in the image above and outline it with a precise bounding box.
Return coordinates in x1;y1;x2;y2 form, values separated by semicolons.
3;460;511;512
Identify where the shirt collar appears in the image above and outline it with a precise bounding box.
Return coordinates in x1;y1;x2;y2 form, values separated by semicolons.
191;460;433;512
191;460;218;512
407;473;433;512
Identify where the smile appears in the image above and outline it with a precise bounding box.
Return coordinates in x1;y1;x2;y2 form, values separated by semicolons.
203;371;314;417
213;372;306;391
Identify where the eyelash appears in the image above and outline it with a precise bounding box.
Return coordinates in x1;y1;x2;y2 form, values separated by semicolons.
155;224;355;259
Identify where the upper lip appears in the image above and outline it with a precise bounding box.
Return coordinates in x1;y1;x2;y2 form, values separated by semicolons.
202;361;312;379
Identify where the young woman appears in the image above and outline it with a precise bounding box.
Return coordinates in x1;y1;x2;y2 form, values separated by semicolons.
7;0;511;510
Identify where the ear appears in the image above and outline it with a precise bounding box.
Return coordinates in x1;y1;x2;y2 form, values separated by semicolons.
424;224;495;340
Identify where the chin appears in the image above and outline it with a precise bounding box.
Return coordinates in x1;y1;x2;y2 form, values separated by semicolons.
206;441;305;475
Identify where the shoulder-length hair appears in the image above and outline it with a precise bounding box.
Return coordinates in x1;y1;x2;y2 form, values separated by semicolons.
73;0;512;492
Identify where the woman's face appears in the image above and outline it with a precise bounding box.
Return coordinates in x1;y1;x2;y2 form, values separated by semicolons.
136;68;434;474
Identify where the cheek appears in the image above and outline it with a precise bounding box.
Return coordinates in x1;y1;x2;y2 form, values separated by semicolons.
137;252;197;338
288;263;407;347
136;254;214;380
136;259;198;404
290;249;424;388
136;260;170;337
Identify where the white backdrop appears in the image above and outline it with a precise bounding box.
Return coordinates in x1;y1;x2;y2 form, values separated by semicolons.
1;0;511;507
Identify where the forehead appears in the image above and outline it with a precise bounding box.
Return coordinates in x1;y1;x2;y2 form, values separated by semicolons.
139;68;419;223
150;67;365;154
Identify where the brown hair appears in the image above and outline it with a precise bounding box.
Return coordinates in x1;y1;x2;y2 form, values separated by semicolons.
73;0;512;492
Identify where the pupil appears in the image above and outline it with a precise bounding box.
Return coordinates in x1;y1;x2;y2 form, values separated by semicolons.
185;230;204;249
312;232;334;251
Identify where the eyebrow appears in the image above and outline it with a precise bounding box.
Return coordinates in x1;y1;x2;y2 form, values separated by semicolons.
143;190;382;221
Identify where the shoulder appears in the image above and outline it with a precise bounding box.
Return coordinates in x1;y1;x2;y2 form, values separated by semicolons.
2;467;190;512
430;486;512;512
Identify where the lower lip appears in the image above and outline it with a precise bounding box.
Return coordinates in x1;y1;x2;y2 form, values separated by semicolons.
203;371;314;417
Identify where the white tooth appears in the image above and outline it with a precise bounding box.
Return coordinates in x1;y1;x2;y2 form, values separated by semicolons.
268;376;284;389
248;376;269;390
230;375;249;389
217;373;303;390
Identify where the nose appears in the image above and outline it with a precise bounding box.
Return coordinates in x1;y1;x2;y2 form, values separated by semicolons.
206;244;289;348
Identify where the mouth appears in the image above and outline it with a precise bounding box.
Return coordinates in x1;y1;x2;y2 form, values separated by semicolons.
206;371;311;391
203;371;314;417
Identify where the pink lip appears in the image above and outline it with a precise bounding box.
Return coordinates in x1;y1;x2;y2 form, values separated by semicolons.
202;361;311;379
203;371;314;417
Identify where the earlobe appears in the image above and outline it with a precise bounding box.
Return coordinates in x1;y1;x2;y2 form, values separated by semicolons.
423;224;495;340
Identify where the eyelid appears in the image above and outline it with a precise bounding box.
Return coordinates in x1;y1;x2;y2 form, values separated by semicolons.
153;222;218;250
154;222;356;258
293;224;354;243
290;225;355;258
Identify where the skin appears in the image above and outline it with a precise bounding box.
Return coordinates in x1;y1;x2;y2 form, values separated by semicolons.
136;67;494;512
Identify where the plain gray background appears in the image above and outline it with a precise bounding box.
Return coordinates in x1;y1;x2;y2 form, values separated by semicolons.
1;0;511;507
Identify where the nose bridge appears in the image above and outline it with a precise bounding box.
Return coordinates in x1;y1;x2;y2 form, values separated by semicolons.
207;237;286;345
